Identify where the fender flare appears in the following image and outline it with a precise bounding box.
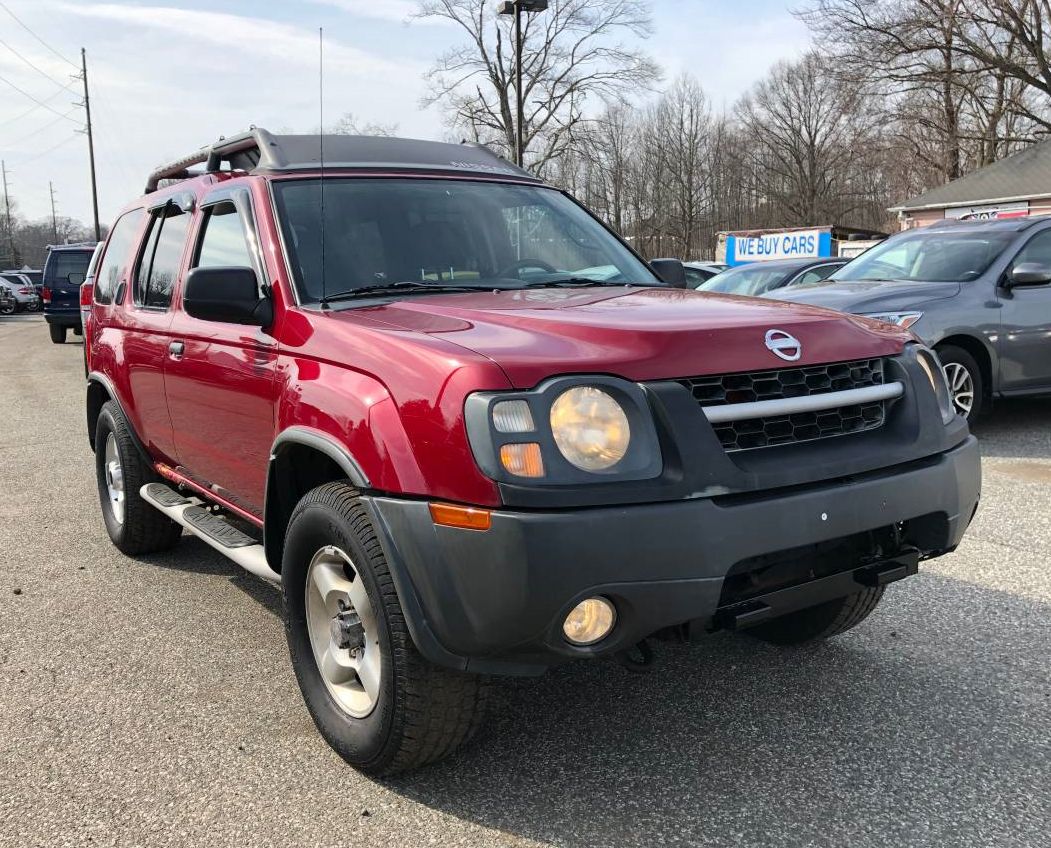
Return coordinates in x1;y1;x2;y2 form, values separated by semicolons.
268;426;371;488
86;371;151;463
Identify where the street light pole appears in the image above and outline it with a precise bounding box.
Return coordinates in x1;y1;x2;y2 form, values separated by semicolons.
498;1;548;168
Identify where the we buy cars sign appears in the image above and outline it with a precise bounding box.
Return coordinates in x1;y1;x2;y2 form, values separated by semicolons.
727;228;830;265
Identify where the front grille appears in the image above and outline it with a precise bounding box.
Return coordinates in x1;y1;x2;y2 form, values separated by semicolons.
681;358;888;451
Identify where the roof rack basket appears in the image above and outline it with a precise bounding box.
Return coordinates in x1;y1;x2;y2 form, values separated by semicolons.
145;127;281;193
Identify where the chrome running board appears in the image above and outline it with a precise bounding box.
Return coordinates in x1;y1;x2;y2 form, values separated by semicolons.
140;483;279;583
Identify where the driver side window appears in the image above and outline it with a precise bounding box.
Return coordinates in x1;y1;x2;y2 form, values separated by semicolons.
1012;230;1051;269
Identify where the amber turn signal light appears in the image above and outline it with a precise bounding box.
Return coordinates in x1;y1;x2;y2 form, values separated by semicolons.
429;502;492;531
499;443;544;478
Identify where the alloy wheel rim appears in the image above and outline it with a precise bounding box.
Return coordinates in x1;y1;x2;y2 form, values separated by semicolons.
943;362;974;417
104;433;125;524
304;546;380;719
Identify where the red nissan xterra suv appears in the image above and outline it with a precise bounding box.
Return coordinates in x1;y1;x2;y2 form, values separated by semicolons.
85;130;980;774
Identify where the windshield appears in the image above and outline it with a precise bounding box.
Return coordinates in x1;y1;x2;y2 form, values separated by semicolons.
273;178;658;302
698;264;789;296
829;230;1013;282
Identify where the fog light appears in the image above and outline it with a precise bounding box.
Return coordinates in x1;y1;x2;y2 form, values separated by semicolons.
562;597;616;645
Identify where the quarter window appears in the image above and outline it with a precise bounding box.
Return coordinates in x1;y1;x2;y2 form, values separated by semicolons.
133;204;190;309
194;202;253;269
94;209;143;304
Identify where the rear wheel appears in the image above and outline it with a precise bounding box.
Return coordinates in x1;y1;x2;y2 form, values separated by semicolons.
282;482;486;775
48;323;66;344
936;345;982;424
0;299;14;316
747;587;885;645
94;401;182;555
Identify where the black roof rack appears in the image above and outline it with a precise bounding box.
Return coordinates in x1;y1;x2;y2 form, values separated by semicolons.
145;127;538;193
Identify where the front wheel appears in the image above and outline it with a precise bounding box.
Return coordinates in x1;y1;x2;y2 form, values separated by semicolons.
937;345;983;424
747;586;885;645
282;482;486;775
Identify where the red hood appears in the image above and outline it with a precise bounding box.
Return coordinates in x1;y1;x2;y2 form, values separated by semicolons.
335;287;911;388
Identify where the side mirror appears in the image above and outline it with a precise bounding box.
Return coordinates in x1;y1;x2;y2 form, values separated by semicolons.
183;266;272;326
67;272;85;286
649;258;688;288
1007;262;1051;288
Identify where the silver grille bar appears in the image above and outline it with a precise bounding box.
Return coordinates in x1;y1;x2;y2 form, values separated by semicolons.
702;382;904;424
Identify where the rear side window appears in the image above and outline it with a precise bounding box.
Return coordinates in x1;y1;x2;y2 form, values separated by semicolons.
95;209;143;304
133;205;190;309
194;202;253;268
45;250;93;288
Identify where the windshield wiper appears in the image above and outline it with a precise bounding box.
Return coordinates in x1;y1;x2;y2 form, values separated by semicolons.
320;280;483;303
521;277;645;289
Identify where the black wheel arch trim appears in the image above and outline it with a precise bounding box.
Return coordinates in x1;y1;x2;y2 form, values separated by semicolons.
86;372;151;465
268;427;371;488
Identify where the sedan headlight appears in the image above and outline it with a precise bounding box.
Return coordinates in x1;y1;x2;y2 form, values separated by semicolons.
464;377;662;485
862;311;924;329
549;387;631;471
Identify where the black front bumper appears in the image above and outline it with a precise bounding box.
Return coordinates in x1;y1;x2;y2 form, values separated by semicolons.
364;436;981;675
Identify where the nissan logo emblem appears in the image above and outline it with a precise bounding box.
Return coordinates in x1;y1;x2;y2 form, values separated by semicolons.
765;329;802;361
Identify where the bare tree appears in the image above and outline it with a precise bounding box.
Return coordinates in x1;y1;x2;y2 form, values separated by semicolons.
416;0;659;176
327;112;399;137
739;53;873;226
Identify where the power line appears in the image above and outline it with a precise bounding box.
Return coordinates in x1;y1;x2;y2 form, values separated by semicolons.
0;86;70;130
0;1;77;69
13;133;78;167
3;107;80;148
0;72;80;122
0;38;78;93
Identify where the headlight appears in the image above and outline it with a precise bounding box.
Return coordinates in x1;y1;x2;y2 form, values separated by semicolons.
464;377;662;485
549;387;631;471
914;346;955;424
862;311;923;329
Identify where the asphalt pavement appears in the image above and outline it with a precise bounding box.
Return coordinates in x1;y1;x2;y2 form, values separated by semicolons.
1;313;1048;848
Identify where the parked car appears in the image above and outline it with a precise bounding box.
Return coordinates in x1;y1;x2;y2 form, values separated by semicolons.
42;242;97;343
85;128;979;775
0;285;13;315
697;257;850;297
2;268;42;299
773;217;1051;423
683;261;729;286
0;272;41;312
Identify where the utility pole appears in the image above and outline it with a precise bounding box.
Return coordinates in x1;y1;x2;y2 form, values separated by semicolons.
49;182;59;243
80;47;100;241
1;161;15;268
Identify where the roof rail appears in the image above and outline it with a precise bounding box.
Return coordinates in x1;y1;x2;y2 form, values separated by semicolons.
145;126;537;194
145;127;280;193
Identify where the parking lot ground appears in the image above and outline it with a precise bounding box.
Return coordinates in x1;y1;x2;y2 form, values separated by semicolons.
1;313;1049;848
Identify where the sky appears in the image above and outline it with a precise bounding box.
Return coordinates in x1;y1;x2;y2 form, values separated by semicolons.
0;0;810;226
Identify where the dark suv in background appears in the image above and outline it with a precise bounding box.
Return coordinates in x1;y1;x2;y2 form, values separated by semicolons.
775;217;1051;423
43;242;98;343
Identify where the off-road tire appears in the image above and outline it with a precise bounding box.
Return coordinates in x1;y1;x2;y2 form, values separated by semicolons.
748;586;885;645
94;400;182;555
282;482;487;775
936;344;983;424
49;323;66;344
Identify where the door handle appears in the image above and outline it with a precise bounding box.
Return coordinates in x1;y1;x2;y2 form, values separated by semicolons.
168;341;185;358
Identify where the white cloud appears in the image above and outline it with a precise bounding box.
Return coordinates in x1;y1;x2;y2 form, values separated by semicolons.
308;0;424;24
55;2;414;77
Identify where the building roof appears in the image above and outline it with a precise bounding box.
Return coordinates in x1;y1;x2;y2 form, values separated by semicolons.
891;140;1051;212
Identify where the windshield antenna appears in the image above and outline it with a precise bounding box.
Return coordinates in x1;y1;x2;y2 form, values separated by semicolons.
319;26;329;310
